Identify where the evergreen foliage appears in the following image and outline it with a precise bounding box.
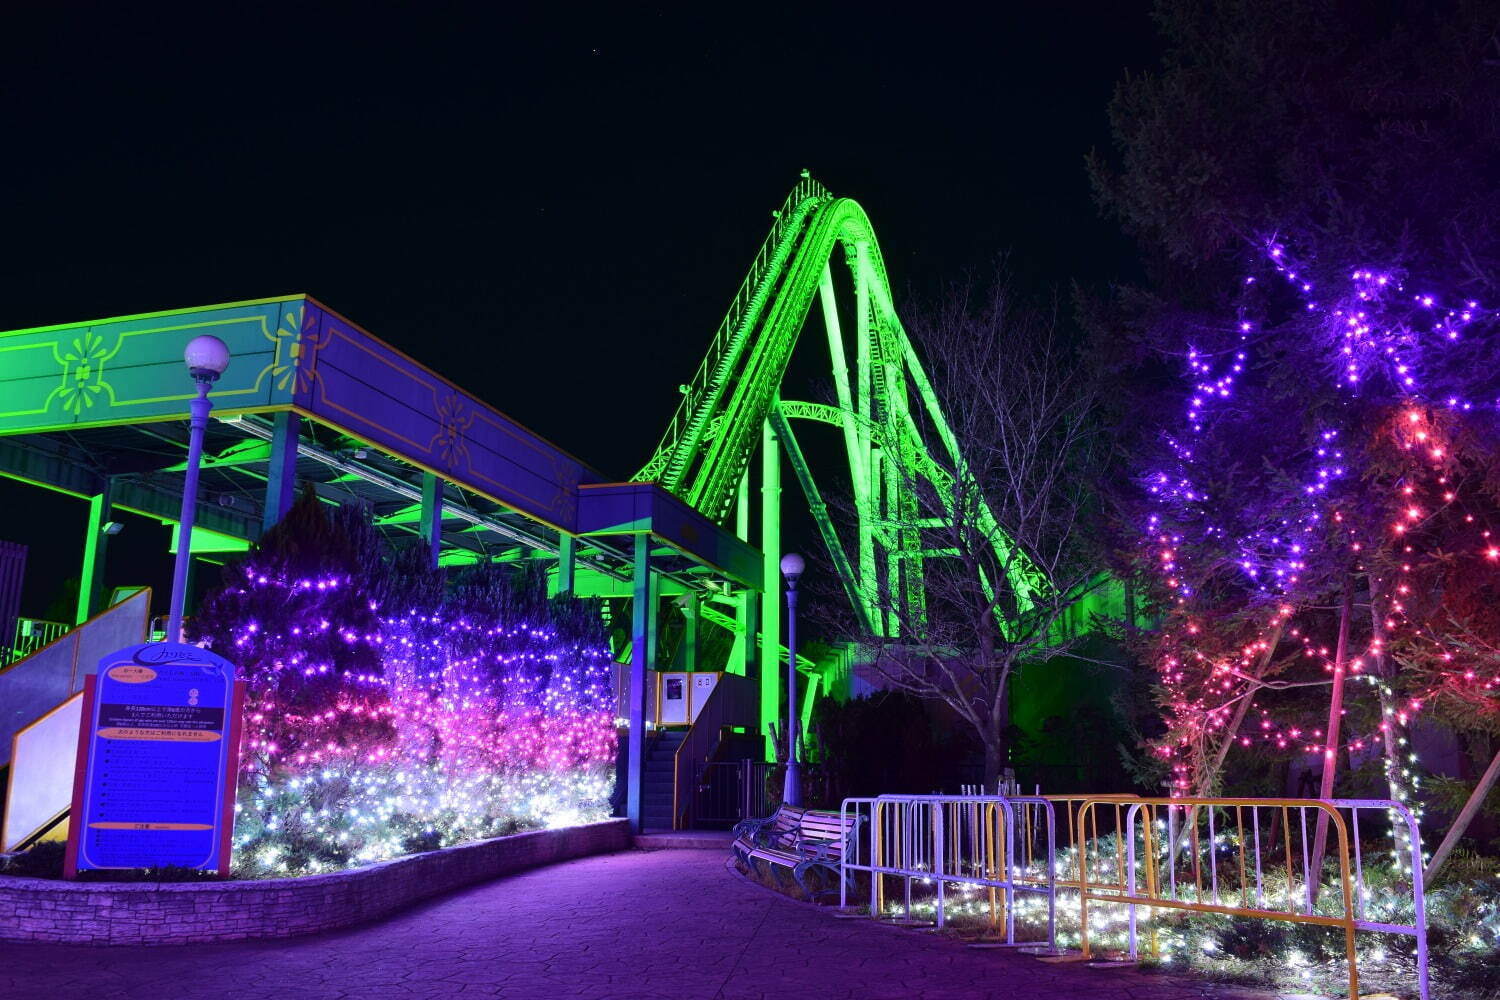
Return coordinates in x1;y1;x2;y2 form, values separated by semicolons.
191;489;616;876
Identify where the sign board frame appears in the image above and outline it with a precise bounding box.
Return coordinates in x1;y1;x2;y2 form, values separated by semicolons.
63;642;244;878
1;691;84;852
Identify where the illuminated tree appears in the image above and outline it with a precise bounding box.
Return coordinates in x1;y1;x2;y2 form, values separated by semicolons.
1086;0;1500;833
194;491;405;789
193;492;616;875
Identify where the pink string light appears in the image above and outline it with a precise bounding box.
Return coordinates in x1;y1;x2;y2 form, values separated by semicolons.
227;573;617;874
1140;241;1500;795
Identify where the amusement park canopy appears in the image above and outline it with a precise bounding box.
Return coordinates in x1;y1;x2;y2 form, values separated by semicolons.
0;294;761;602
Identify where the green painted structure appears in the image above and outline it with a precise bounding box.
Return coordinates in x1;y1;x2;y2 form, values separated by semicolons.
0;174;1125;828
634;174;1123;755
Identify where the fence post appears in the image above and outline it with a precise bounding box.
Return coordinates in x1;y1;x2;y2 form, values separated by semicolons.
934;804;946;929
1126;804;1140;960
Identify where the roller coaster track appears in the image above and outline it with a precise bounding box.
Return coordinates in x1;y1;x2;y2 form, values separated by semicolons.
635;174;1051;639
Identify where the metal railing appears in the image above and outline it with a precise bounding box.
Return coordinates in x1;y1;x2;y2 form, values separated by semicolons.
671;673;757;828
1075;796;1428;1000
695;758;781;826
5;617;70;667
825;792;1428;998
1039;794;1144;894
0;588;151;770
636;175;829;486
696;760;747;825
840;795;1059;949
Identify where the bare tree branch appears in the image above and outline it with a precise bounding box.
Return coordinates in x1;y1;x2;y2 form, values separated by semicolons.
827;269;1114;786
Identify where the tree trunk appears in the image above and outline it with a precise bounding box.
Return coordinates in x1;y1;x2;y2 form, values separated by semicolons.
1170;622;1288;863
1310;576;1354;895
1195;686;1258;798
1367;581;1407;807
982;740;1004;793
1425;747;1500;885
1193;621;1288;798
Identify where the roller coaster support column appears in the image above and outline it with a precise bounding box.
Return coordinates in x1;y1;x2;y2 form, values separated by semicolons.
761;420;781;762
626;534;656;832
819;262;877;631
729;470;757;677
854;241;880;633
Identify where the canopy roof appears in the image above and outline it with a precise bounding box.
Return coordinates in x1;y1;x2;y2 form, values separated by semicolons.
0;295;759;593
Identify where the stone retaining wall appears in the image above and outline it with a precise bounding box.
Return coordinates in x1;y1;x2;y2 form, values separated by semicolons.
0;819;630;945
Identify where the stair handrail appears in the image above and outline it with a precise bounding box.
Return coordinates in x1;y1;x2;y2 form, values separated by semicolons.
0;588;152;767
671;673;758;829
5;617;70;667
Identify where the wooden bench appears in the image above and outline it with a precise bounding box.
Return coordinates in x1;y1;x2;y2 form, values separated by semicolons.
731;805;862;897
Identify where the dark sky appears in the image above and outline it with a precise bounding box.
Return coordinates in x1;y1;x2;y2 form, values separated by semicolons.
0;4;1159;615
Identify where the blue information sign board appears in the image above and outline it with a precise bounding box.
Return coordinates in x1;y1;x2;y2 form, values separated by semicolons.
65;642;243;876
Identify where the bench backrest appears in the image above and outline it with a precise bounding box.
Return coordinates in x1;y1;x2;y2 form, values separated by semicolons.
797;809;861;856
759;805;806;848
769;805;806;833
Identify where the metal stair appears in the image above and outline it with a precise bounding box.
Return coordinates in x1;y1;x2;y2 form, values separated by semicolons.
641;729;688;831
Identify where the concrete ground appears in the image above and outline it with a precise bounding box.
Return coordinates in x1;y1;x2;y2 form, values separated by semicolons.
0;848;1280;1000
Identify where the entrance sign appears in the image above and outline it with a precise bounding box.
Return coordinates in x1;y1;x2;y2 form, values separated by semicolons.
64;642;244;877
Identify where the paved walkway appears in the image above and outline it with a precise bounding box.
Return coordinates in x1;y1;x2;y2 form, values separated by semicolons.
0;849;1278;1000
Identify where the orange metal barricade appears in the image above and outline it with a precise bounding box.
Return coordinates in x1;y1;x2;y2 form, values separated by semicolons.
1074;796;1428;1000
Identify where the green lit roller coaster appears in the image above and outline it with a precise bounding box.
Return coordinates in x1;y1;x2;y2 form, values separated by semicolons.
636;173;1053;649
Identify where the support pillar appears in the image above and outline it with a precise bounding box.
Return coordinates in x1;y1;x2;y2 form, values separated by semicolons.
626;534;656;832
761;420;781;762
682;593;698;672
262;411;300;532
729;470;753;677
800;674;820;757
76;483;114;624
742;590;760;681
853;242;880;636
736;468;751;542
420;472;442;569
555;534;576;597
821;263;872;621
183;555;200;620
882;444;899;637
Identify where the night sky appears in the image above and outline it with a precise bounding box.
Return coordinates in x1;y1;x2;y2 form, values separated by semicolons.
0;5;1158;616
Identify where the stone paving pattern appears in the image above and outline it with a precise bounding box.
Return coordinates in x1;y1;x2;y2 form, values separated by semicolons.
0;848;1281;1000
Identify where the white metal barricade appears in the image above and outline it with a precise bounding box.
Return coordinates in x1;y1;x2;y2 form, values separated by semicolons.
839;795;1058;949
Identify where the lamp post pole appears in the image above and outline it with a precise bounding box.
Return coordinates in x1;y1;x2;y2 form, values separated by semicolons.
780;552;804;806
167;336;230;644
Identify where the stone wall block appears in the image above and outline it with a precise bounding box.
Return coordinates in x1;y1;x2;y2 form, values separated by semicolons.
0;819;629;945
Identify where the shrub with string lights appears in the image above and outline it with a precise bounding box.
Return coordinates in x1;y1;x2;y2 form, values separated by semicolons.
193;492;616;876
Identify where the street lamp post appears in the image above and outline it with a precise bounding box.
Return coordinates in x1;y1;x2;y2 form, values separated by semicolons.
780;552;804;806
166;335;231;644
